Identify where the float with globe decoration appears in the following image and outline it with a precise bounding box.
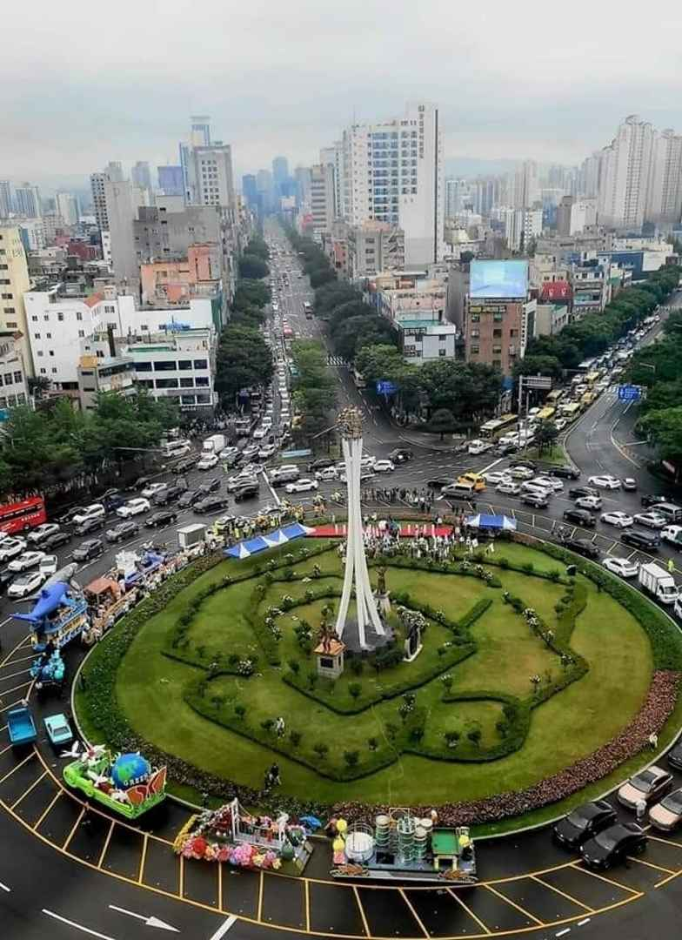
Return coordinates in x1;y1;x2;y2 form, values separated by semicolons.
63;746;167;819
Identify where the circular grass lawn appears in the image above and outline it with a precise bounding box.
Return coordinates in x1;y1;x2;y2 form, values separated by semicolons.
104;540;656;810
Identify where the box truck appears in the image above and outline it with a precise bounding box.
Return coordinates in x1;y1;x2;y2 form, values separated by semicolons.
638;562;678;605
202;434;227;455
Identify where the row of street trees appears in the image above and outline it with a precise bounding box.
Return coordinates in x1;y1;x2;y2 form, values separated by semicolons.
289;340;336;443
283;227;338;289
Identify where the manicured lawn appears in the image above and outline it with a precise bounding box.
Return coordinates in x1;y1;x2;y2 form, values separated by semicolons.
108;539;656;809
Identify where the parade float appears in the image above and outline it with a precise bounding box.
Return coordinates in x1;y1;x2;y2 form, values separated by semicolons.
30;647;66;694
14;578;89;651
173;798;313;872
63;748;167;819
330;810;477;884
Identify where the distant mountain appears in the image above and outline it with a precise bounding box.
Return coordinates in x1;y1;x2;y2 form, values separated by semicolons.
444;157;520;178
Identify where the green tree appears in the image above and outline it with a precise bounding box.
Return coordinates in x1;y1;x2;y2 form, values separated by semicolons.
639;406;682;463
428;408;457;441
244;237;270;261
343;750;360;768
513;355;562;381
238;254;269;280
215;325;274;405
233;279;271;310
535;419;559;456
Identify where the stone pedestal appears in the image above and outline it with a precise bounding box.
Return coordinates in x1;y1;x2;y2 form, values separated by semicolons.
375;591;391;616
403;625;423;663
315;639;346;679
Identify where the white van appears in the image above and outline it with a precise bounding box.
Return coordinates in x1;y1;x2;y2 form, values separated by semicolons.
163;440;191;458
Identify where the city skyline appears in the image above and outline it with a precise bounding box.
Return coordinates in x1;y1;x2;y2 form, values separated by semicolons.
2;0;682;182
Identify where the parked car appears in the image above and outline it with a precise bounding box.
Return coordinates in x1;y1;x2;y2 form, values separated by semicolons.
307;457;335;472
197;453;219;471
483;470;511;486
617;766;673;809
468;439;493;455
588;475;621;490
581;823;647;870
41;530;73;552
622;478;638;491
0;568;17;594
173;455;196;475
569;486;599;500
142;483;168;499
496;481;521;496
258;444;277;460
533;475;564;492
575;496;603;511
373;459;395;473
521;492;549;509
621;530;660;551
662;525;682;548
549;465;580;480
602;557;639;578
0;538;27;563
553;800;617;849
71;504;106;526
600;511;634;528
39;555;59;577
633;511;667;529
667;740;682;771
649;788;682;832
106;520;140;543
641;494;672;508
562;538;600;560
563;509;596;528
72;539;104;562
194;496;230;514
43;713;74;749
510;466;535;481
153;481;188;505
196;478;222;496
55;505;88;526
315;466;339;482
27;524;61;545
233;481;260;502
73;515;105;536
7;570;46;599
116;498;151;519
145;509;178;527
286;478;319;494
8;551;46;572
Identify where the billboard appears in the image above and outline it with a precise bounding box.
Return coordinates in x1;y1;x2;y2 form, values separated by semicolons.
470;261;528;300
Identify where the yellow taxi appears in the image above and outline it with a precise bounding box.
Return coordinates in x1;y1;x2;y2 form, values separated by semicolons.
456;471;487;492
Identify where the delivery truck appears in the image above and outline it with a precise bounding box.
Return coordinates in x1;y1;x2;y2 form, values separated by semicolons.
638;562;678;605
203;434;227;455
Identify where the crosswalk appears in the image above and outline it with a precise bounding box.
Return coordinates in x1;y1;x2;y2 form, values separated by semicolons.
327;355;350;367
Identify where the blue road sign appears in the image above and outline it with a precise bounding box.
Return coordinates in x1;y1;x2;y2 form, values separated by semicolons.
376;380;398;396
618;385;641;402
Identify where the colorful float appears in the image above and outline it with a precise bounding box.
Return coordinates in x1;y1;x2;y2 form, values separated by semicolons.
173;798;313;871
14;580;89;651
63;748;167;819
330;810;477;884
30;647;66;693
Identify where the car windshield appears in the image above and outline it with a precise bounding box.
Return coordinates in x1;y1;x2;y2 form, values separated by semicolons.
661;790;682;814
594;828;622;850
631;770;659;791
565;808;591;830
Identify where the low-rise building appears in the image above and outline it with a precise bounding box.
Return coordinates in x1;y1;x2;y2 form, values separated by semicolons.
77;354;136;411
465;297;536;375
534;302;571;336
367;271;456;362
568;260;612;316
347;222;404;278
0;331;29;412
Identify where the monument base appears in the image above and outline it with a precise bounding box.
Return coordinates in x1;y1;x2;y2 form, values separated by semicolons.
340;618;395;654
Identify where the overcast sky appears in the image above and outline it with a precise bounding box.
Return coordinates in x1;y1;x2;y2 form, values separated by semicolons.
3;0;682;187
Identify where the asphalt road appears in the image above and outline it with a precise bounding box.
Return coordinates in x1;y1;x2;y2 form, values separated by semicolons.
2;234;682;938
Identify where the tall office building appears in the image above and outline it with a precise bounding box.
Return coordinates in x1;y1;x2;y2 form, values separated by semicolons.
104;161;125;183
14;183;42;218
272;156;289;185
157;165;184;196
444;178;467;219
0;225;34;375
105;180;148;287
294;166;312;207
56;192;79;226
256;169;273;213
340;101;443;266
190;116;211;147
131;161;152;193
242;174;258;208
309;164;336;234
179;117;234;209
90;172;110;231
512;161;539;209
646;129;682;225
580;153;602;198
0;181;14;218
597;115;656;231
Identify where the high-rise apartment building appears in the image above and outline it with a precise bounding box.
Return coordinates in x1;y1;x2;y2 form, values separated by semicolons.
131;161;152;194
157;166;184;196
14;183;42;218
597;115;656;231
90;172;110;231
56;192;79;226
580;153;602;198
272;156;289;185
0;225;34;375
104;161;125;183
242;174;259;208
340;101;443;267
646;129;682;225
0;181;14;218
190;116;211;147
503;208;542;251
294;166;312;207
309;164;336;235
105;180;149;287
444;178;467;220
512;161;539;209
178;118;234;210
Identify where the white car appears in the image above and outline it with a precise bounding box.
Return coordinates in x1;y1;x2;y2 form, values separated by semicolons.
116;498;151;518
315;466;339;481
7;569;45;599
588;475;621;490
510;466;535;481
72;504;105;525
141;482;168;499
600;511;634;528
520;481;552;499
39;554;59;577
227;473;258;491
603;557;639;579
8;550;46;572
286;478;319;494
27;523;60;545
219;446;239;460
197;454;219;470
373;460;395;473
468;439;493;456
360;455;377;469
532;476;564;492
575;495;603;510
253;427;268;440
555;419;567;431
662;525;682;547
0;537;26;562
633;511;667;529
483;470;511;485
258;444;277;460
496;481;521;496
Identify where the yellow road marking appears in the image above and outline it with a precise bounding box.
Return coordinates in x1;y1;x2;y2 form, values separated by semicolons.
0;750;34;785
655;868;682;889
32;790;62;830
97;820;115;868
483;884;544;926
352;886;371;937
531;874;594;912
626;855;677;875
399;888;429;938
10;769;47;810
179;854;184;898
0;680;32;697
0;698;27;714
0;667;32;682
0;741;16;757
62;807;85;851
138;832;149;884
648;834;682;850
571;863;642;895
447;887;491;934
257;869;264;921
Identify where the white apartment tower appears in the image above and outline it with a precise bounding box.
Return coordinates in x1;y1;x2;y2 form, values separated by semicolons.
597;115;657;231
309;164;336;235
90;172;110;231
340;102;443;267
646;129;682;225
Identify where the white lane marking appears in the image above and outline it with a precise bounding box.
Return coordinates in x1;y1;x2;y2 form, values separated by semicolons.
577;918;591;927
0;880;10;891
481;457;503;473
109;905;179;931
208;916;238;939
556;931;571;938
43;910;117;940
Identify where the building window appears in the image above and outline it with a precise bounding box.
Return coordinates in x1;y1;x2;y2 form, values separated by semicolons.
470;329;480;338
33;333;40;340
13;372;21;384
31;316;38;322
193;359;208;370
155;378;179;389
195;376;209;387
4;307;15;314
49;351;54;357
46;332;52;339
6;322;16;329
196;393;211;404
180;377;194;388
438;349;447;357
4;373;11;385
180;394;195;405
493;329;502;338
78;330;85;338
470;345;480;354
470;314;480;323
39;368;46;374
153;360;178;372
58;312;64;321
493;313;503;322
0;293;12;300
178;360;192;370
51;368;58;375
492;345;502;354
492;359;501;368
135;362;152;372
76;312;82;321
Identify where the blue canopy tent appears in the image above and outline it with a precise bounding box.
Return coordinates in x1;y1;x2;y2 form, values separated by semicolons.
465;514;517;531
224;522;312;559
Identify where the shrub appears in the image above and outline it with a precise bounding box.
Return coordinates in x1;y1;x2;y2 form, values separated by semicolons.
343;750;360;768
350;658;363;676
467;727;482;748
234;704;246;721
444;730;460;748
261;718;275;734
307;670;318;690
289;730;302;748
288;659;301;675
313;742;329;760
367;737;379;751
348;682;362;701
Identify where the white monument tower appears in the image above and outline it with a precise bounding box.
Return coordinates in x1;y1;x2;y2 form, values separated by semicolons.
335;407;386;650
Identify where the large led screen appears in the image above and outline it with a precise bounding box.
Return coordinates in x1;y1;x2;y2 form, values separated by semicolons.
470;260;528;299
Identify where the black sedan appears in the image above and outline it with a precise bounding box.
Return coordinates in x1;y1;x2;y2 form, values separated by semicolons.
581;823;647;870
194;495;230;514
233;482;259;502
668;740;682;771
621;530;660;552
41;530;73;551
145;509;178;528
563;509;597;528
55;505;88;526
178;490;201;509
549;465;581;480
72;539;104;562
388;448;414;464
562;537;600;559
153;482;188;505
569;486;600;500
553;800;617;849
307;457;335;472
196;477;221;496
106;521;139;543
641;494;673;508
173;455;196;475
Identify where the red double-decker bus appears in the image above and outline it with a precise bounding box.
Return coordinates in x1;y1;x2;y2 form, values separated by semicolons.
0;496;47;535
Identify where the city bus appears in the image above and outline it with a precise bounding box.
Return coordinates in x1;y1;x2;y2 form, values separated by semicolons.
558;402;582;421
282;325;295;341
480;414;518;439
536;406;555;421
546;389;564;406
584;371;601;388
303;302;313;319
0;495;47;535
